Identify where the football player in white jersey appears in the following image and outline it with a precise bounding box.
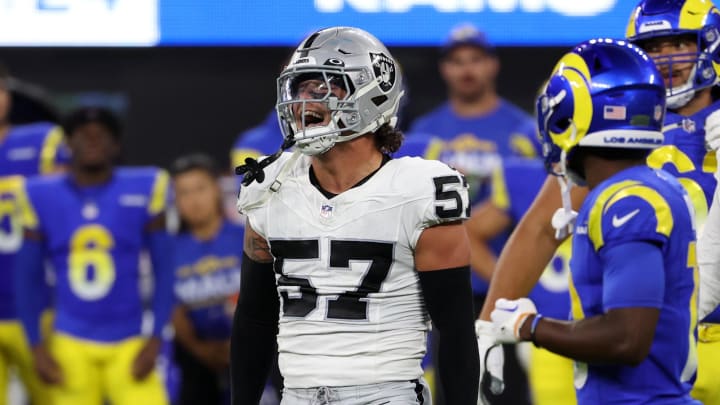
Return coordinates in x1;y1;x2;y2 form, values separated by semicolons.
230;27;480;405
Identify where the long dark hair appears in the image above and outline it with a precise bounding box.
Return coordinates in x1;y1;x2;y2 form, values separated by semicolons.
373;123;404;154
170;153;224;234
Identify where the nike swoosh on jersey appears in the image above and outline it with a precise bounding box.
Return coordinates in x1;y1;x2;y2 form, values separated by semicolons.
612;209;640;228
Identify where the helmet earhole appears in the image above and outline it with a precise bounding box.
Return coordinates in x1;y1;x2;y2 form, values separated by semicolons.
371;95;388;106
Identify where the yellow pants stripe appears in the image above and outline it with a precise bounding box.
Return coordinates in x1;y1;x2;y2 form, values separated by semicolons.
0;320;50;405
692;323;720;405
529;345;577;405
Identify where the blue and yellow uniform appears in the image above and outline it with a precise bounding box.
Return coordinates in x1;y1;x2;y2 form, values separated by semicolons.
408;101;541;162
648;100;720;403
490;158;575;405
230;111;283;171
0;122;66;405
173;221;243;341
15;167;174;405
625;1;720;398
570;166;698;404
173;220;243;404
651;104;718;229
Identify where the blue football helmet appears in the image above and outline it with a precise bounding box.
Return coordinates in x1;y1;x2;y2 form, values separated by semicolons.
536;38;666;184
626;0;720;109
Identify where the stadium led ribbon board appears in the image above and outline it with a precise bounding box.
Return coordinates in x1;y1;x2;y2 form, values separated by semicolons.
0;0;628;46
0;0;158;46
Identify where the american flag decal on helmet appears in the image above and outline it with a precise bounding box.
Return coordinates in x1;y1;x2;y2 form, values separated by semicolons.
603;105;627;120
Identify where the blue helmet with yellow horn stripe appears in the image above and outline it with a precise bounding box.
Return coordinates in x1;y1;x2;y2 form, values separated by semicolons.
626;0;720;109
536;38;665;182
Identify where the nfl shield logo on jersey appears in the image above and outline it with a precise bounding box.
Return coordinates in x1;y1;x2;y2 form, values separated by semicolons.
681;118;696;133
82;201;99;220
320;204;334;219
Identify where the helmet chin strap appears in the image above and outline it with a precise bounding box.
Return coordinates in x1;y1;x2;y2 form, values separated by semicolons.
295;126;339;156
551;121;579;240
666;64;698;110
551;174;578;240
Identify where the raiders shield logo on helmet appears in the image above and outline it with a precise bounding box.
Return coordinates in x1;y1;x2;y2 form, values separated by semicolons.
370;52;396;93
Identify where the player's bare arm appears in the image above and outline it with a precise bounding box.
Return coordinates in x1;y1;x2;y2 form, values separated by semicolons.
480;176;587;320
416;221;470;271
243;222;273;263
519;307;660;365
465;201;511;281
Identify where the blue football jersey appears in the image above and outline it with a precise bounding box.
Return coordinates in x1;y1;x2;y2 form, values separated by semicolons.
231;111;284;170
408;100;541;173
649;100;719;322
21;167;169;342
173;220;243;340
570;166;698;404
0;122;68;178
0;122;67;319
490;158;570;320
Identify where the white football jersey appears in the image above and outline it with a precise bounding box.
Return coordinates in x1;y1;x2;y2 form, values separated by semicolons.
237;152;470;388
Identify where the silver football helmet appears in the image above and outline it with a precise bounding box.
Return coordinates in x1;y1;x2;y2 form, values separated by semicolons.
276;27;405;156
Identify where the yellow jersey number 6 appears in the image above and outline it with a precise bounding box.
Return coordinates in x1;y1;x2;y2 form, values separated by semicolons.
68;224;116;301
646;145;713;229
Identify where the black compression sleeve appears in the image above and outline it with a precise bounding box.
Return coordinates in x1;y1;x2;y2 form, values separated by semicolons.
230;253;279;405
417;266;480;405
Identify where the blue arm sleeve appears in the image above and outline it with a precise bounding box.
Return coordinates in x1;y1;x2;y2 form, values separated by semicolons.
601;241;665;312
14;237;46;346
147;230;175;337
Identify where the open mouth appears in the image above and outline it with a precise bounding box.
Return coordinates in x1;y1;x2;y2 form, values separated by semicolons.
302;110;325;127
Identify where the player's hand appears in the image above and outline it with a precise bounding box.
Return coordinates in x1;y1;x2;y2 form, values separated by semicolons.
475;320;506;404
132;337;161;381
490;298;537;342
705;109;720;151
32;344;63;385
